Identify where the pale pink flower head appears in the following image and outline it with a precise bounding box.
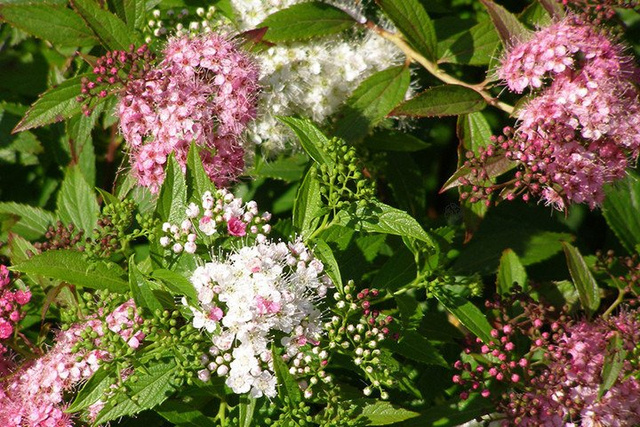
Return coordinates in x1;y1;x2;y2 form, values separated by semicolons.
116;33;260;193
495;14;640;210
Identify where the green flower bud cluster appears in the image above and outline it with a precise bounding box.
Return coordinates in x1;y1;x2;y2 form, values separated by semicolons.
84;199;157;259
318;138;376;210
323;280;396;400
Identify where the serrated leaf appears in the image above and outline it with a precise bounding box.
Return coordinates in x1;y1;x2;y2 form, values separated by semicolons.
13;74;89;133
310;239;342;291
497;249;527;295
334;66;410;142
391;329;447;367
358;400;420;425
67;366;114;412
110;0;146;30
603;172;640;254
156;155;187;224
376;0;437;61
391;85;486;118
273;348;301;404
480;0;532;48
67;102;103;187
71;0;138;51
130;256;164;314
0;202;56;240
598;332;627;399
57;165;100;233
364;130;430;152
156;400;217;427
441;155;516;192
13;249;128;292
562;242;600;315
334;201;436;248
438;19;500;65
374;247;417;292
278;117;333;171
259;2;355;42
152;269;198;301
95;358;178;424
0;4;97;47
293;165;324;238
186;144;213;201
435;290;493;343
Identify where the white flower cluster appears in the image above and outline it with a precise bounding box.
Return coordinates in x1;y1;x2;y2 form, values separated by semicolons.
153;0;405;154
159;188;272;253
187;238;332;398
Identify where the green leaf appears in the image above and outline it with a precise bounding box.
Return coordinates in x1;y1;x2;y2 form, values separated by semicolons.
311;239;342;291
186;144;213;201
278;117;333;171
391;85;486;118
391;329;447;367
57;165;100;233
110;0;146;30
273;348;302;404
358;400;420;425
334;66;410;143
373;247;417;292
441;155;515;192
251;153;308;182
95;358;178;424
67;366;114;412
603;172;640;254
292;165;324;238
452;203;574;274
438;19;500;65
152;269;198;301
67;107;99;187
537;0;565;20
497;249;527;295
562;242;600;315
598;332;627;399
457;112;492;154
479;0;532;48
0;4;97;47
156;154;187;224
364;130;430;152
0;202;55;240
13;249;128;292
238;395;257;427
71;0;138;51
13;74;89;133
403;394;493;427
334;201;436;248
156;400;217;427
259;2;355;42
435;290;493;343
129;256;164;314
376;0;437;61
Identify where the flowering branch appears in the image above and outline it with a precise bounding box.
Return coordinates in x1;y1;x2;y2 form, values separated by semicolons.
364;21;515;115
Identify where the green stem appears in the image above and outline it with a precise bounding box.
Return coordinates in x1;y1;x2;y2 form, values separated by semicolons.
602;289;626;319
216;401;227;424
365;21;515;115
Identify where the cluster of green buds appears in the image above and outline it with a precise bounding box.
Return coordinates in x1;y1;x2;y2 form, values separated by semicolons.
85;199;156;259
144;6;221;44
324;280;396;399
318;138;376;210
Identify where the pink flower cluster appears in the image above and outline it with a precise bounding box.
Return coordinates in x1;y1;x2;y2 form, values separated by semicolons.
514;311;640;426
0;265;31;359
117;34;259;193
0;299;144;427
455;294;640;426
498;16;640;209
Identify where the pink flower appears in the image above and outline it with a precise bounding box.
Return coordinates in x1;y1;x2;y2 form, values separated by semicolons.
114;34;259;193
227;217;246;237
